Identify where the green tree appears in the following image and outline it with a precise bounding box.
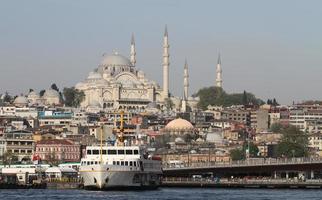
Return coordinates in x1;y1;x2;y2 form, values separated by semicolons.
230;142;259;160
164;98;174;111
39;90;46;97
277;125;308;158
51;83;59;92
270;122;283;132
230;148;245;161
63;87;85;107
242;90;248;105
3;91;12;103
195;86;264;110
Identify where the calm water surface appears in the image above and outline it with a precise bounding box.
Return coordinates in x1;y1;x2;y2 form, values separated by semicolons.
0;188;322;200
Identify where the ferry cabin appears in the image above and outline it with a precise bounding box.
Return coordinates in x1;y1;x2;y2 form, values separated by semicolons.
80;146;160;172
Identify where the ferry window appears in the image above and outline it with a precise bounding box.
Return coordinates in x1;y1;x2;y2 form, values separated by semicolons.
90;161;94;165
93;150;99;155
126;150;133;155
102;150;107;154
134;150;139;154
113;161;116;165
125;161;128;166
121;161;124;166
118;150;125;155
117;161;120;165
134;162;137;167
130;161;133;166
108;150;117;155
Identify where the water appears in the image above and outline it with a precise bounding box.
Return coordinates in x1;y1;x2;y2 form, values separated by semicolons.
0;188;322;200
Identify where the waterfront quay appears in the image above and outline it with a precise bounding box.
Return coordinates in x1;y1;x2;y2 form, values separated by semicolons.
162;177;322;189
161;157;322;189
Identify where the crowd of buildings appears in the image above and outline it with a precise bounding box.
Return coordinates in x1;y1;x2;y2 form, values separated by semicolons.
1;27;321;168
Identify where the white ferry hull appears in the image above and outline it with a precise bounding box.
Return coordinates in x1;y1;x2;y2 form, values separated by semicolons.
80;165;161;190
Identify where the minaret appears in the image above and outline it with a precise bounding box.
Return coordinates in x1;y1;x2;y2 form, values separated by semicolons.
216;53;223;88
130;33;136;66
181;59;189;112
183;59;189;100
163;25;170;99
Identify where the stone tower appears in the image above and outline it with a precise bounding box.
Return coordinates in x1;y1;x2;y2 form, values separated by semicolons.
130;33;136;66
216;53;223;88
163;25;170;99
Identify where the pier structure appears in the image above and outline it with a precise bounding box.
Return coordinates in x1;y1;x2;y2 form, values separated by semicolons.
163;157;322;180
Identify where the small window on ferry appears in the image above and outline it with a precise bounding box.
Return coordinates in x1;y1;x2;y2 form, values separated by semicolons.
108;150;117;155
121;161;124;166
91;161;94;165
117;161;120;165
102;150;107;154
125;161;128;166
134;162;137;167
118;150;125;155
87;150;92;155
113;161;116;165
130;161;133;166
126;150;133;155
134;150;139;155
93;150;99;155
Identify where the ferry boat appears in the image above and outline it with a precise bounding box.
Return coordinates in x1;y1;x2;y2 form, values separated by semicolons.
79;112;162;190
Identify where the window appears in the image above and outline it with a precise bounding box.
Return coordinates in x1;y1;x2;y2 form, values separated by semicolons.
126;150;133;155
113;161;116;165
118;150;125;155
87;150;92;155
129;161;133;166
134;162;137;167
102;150;107;154
93;150;99;155
121;161;124;166
108;150;117;155
117;161;120;165
125;161;128;166
134;150;139;155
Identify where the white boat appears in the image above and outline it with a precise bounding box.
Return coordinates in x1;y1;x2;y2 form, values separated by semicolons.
79;145;162;190
79;111;162;190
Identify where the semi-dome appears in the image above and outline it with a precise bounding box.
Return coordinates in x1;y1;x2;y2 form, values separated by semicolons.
43;89;60;98
28;91;39;99
101;51;131;67
165;118;194;131
87;71;102;80
14;96;28;106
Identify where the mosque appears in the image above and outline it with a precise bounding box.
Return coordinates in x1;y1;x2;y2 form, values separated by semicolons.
74;26;223;112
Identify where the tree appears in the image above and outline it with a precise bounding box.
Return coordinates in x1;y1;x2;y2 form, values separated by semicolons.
276;125;308;158
3;91;12;103
230;148;245;161
164;98;174;111
51;83;59;92
63;87;85;107
230;142;259;161
195;86;264;110
242;90;248;105
39;90;46;97
270;122;283;133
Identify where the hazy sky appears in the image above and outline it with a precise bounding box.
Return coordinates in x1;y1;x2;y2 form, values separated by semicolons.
0;0;321;105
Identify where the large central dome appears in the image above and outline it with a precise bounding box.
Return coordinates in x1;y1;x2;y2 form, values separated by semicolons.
100;51;132;67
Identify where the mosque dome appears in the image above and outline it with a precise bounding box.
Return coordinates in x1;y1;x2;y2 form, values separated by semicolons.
13;96;28;106
43;89;60;99
101;51;131;67
165;118;194;131
27;91;39;99
87;71;103;80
